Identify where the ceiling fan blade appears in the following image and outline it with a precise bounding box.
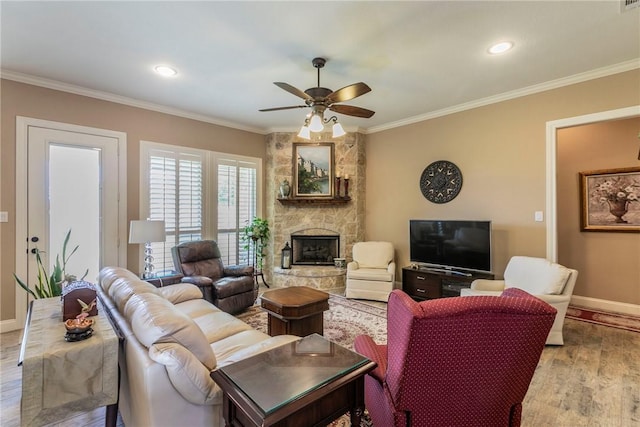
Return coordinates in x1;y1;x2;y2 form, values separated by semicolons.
274;82;313;101
259;105;308;112
329;104;375;118
325;82;371;104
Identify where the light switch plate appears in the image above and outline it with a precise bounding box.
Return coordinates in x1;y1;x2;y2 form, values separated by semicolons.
0;211;8;222
534;211;544;222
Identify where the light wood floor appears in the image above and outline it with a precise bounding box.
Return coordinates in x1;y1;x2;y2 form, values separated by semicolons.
1;317;639;426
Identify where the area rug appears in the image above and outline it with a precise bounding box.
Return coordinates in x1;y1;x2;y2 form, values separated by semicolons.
566;305;640;333
236;294;388;347
235;294;386;426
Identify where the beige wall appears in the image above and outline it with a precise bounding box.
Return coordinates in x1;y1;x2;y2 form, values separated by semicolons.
366;70;640;305
2;70;639;322
1;79;265;321
557;118;640;305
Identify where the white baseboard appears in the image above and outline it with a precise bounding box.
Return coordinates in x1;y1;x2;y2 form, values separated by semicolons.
570;295;640;317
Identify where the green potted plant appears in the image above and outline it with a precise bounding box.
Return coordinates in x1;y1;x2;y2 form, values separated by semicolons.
241;217;270;270
14;229;88;299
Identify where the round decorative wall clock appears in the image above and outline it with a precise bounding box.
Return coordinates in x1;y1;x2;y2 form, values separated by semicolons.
419;160;463;204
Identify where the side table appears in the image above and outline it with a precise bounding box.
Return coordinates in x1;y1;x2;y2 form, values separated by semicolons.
260;286;330;337
141;271;183;287
19;297;119;427
211;334;376;426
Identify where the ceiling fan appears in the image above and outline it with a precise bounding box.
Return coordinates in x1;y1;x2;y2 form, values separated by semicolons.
259;57;375;135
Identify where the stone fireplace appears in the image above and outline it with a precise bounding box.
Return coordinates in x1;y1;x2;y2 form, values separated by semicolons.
291;234;340;266
264;131;366;291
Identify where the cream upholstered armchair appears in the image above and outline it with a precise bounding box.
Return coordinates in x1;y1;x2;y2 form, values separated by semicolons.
460;256;578;345
346;241;395;302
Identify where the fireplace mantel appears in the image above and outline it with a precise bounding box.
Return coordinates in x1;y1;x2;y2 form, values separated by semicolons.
277;197;351;206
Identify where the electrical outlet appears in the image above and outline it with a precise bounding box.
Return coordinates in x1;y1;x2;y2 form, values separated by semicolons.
0;211;8;222
534;211;544;222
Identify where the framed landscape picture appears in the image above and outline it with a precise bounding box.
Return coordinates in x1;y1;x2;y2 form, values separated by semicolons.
293;143;334;198
579;166;640;232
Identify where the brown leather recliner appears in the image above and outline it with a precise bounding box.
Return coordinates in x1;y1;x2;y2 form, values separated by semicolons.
171;240;256;314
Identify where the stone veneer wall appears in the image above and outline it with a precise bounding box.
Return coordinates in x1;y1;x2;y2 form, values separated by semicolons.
264;131;366;289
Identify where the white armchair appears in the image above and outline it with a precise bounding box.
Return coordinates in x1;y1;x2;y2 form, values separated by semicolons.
460;256;578;345
346;241;395;302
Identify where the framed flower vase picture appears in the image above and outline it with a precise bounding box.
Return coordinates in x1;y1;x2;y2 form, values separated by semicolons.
579;166;640;232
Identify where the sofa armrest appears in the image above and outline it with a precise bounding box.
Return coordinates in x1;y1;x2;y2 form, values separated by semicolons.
471;279;506;291
223;265;254;277
347;261;359;271
353;335;385;383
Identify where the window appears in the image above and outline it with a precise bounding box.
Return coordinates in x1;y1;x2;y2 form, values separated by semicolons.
218;160;259;265
140;141;261;272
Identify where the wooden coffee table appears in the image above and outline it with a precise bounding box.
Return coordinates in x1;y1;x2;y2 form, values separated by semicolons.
260;286;330;337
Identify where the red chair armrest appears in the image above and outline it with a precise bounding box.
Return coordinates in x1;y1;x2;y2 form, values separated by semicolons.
354;335;387;383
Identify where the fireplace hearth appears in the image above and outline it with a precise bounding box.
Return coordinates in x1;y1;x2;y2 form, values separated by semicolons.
291;235;340;266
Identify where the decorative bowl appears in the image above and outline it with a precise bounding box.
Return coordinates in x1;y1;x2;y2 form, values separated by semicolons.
64;318;94;334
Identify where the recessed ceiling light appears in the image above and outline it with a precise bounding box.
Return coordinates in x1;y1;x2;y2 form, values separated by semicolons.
154;65;178;77
488;41;514;55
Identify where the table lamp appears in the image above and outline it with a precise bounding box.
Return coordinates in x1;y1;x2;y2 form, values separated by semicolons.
129;220;166;278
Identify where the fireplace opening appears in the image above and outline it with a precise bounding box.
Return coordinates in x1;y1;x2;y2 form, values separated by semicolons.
291;235;340;266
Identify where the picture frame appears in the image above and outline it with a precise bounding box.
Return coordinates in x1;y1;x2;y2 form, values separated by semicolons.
579;166;640;232
293;143;334;198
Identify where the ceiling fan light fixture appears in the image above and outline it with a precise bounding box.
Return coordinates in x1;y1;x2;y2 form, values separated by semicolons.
331;121;346;138
309;113;324;132
298;125;311;140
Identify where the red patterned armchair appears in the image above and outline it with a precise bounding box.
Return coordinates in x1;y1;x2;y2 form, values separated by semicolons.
354;288;556;427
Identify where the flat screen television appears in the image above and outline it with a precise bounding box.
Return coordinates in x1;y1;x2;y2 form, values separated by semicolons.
409;220;492;275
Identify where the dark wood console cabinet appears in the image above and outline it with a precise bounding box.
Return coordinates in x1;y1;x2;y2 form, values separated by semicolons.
402;267;495;301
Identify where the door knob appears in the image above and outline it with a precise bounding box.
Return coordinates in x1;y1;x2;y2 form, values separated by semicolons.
31;248;38;254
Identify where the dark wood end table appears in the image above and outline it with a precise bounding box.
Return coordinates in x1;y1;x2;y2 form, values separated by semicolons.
210;334;376;427
260;286;330;337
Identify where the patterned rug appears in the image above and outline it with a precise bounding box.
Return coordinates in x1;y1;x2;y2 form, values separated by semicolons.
566;305;640;333
236;294;388;348
235;294;387;426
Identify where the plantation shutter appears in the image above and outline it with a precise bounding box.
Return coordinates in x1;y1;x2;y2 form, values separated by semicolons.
217;159;257;266
147;149;203;272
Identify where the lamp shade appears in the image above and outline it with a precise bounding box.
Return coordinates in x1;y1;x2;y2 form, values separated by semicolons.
297;125;311;139
129;220;166;244
332;121;346;137
309;114;324;132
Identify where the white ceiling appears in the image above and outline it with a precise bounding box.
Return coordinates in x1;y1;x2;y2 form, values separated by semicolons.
1;1;639;134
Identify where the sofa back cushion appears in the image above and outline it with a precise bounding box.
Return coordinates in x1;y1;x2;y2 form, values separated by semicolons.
504;256;571;295
149;342;221;405
108;276;160;313
352;241;394;268
125;293;216;370
98;267;140;294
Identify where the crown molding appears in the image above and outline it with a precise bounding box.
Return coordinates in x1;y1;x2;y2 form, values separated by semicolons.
0;70;265;135
3;58;638;136
367;59;640;134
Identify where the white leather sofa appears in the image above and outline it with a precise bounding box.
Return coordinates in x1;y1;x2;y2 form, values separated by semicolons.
345;241;396;302
97;267;297;427
460;256;578;345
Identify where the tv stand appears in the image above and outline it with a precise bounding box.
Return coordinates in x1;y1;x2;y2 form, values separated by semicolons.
402;267;494;301
421;267;472;277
